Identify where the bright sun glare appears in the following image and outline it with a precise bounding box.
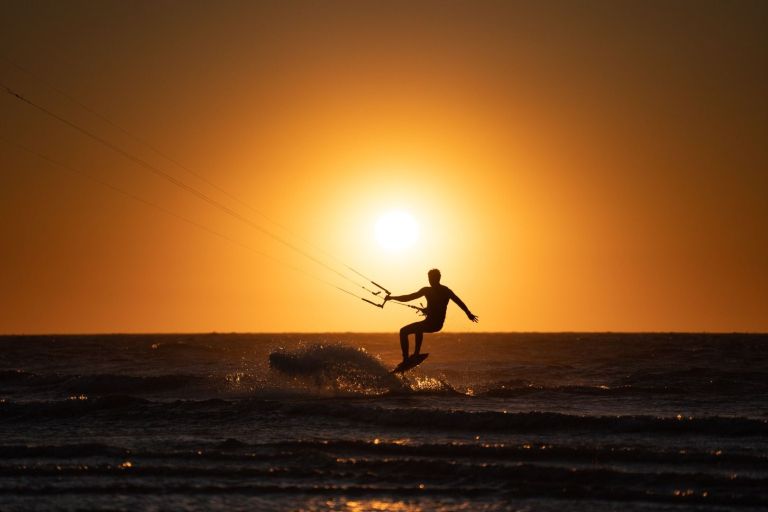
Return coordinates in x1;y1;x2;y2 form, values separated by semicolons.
375;210;420;252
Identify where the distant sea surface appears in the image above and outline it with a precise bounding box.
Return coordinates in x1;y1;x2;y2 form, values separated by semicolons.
0;333;766;511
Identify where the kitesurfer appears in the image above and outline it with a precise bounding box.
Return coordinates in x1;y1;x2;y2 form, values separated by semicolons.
385;268;478;363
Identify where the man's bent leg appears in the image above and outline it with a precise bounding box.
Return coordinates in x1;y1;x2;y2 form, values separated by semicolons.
414;332;424;355
400;321;425;361
399;329;409;361
413;320;442;357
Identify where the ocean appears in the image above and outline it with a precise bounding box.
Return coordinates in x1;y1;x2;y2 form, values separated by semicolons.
0;332;766;511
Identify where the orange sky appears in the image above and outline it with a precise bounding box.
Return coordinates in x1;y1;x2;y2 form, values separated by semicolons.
1;1;766;333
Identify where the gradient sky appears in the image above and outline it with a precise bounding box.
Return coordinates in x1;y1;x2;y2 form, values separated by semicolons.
1;1;766;333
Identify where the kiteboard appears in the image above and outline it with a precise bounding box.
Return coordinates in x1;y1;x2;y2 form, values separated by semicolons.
390;353;429;374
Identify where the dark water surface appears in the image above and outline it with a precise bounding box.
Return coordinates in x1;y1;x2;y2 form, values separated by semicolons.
0;333;766;511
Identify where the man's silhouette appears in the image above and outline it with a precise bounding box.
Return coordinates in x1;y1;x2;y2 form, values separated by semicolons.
385;268;478;363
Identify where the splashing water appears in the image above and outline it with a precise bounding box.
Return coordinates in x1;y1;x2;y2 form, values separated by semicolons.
268;343;408;395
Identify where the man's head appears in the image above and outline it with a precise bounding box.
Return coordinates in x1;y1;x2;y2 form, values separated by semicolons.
428;268;441;286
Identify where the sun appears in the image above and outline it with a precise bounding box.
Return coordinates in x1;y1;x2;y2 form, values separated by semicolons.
375;210;420;252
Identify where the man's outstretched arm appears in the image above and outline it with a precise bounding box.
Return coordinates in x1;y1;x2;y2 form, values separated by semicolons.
385;288;426;303
450;291;479;322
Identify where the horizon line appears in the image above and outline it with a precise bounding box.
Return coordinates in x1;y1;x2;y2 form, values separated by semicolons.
1;330;766;337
